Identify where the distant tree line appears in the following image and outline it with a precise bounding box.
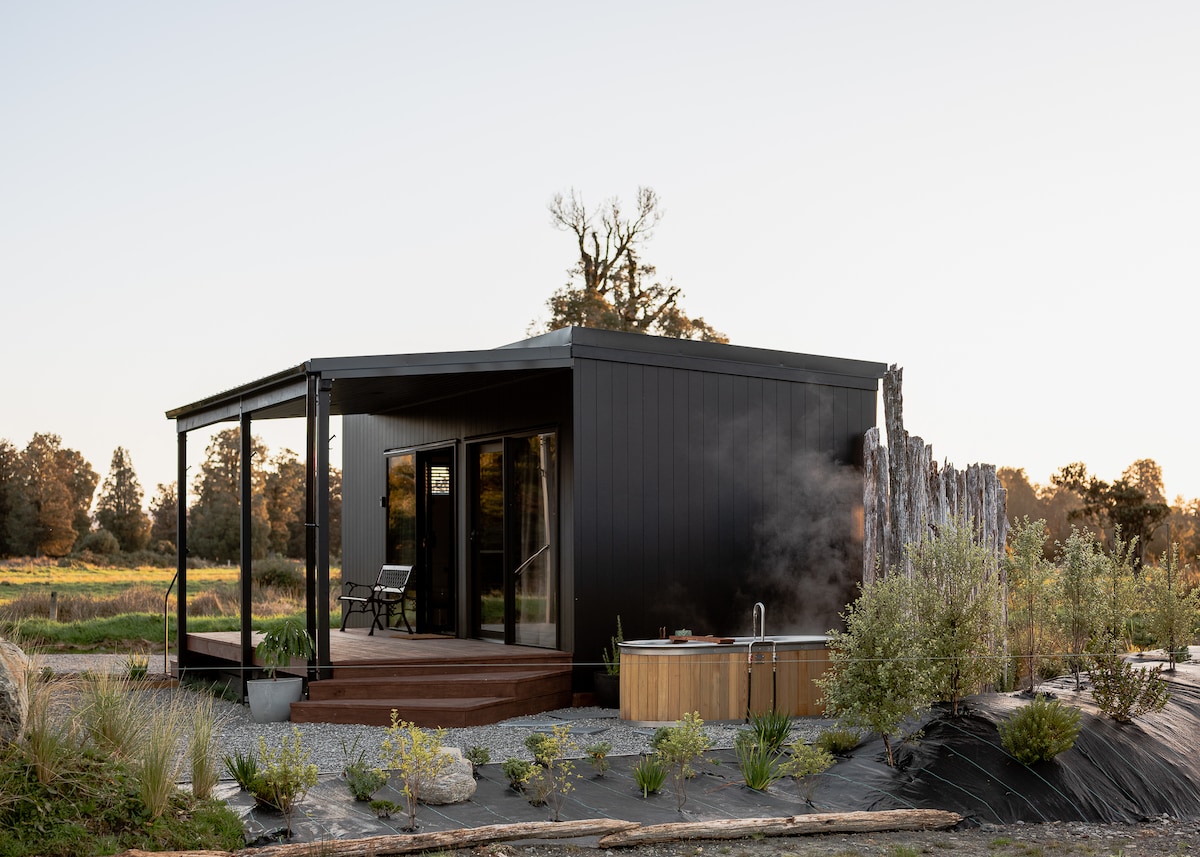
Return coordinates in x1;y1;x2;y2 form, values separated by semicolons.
1000;457;1198;571
0;428;341;563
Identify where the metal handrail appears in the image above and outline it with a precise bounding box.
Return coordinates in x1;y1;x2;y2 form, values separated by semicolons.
513;543;550;577
163;570;179;677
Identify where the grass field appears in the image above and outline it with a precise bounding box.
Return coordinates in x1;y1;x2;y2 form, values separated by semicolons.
0;559;341;653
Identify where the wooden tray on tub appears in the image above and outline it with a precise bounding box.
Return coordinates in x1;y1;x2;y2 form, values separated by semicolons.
669;635;735;644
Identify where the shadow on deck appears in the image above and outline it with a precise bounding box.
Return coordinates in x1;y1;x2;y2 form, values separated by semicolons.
183;629;574;727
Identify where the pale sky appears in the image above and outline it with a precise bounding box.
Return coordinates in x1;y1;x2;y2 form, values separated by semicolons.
3;2;1198;507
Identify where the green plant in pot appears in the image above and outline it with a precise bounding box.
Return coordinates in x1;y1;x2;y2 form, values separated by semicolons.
247;618;315;723
594;615;622;709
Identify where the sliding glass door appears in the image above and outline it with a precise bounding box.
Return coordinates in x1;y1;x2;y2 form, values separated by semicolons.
469;432;557;647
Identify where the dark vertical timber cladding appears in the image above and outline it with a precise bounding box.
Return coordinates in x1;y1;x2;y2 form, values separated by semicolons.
623;363;645;613
641;367;660;613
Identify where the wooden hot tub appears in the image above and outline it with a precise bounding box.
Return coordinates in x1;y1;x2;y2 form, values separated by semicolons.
618;636;829;724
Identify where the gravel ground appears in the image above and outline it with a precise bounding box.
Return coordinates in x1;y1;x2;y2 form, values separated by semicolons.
36;653;831;775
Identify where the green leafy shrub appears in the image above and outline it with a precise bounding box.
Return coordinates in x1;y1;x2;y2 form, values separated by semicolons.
344;760;388;801
78;529;120;556
997;695;1082;764
632;754;666;797
778;740;835;805
223;749;258;790
465;745;490;776
253;557;305;594
381;713;451;831
370;798;400;818
601;615;623;676
1089;652;1171;722
585;740;612;776
746;709;792;753
502;757;533;791
815;725;862;756
654;711;713;810
735;730;781;791
252;728;319;836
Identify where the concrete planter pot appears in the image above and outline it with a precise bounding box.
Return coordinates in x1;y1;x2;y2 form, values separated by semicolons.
247;676;304;722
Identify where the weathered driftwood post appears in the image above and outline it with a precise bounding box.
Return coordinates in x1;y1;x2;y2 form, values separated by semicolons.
863;365;1008;583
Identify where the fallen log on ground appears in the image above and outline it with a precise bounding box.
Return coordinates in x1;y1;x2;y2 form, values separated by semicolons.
596;809;964;847
115;818;639;857
115;810;961;857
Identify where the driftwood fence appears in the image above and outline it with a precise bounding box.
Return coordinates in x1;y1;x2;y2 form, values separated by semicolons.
863;365;1008;583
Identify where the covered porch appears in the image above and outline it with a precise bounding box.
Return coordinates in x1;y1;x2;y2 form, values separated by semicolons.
183;629;573;727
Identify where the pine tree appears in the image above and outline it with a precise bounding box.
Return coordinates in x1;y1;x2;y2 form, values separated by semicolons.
189;428;269;562
148;483;179;548
95;447;151;552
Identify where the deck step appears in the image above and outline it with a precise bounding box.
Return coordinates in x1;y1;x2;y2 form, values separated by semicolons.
329;653;572;681
290;688;573;728
307;668;572;702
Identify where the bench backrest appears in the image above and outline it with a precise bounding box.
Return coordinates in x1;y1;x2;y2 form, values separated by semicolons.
376;564;412;594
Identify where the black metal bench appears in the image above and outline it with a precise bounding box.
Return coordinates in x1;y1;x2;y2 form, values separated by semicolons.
337;564;413;635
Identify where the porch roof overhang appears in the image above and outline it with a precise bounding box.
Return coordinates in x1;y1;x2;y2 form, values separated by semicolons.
165;327;886;431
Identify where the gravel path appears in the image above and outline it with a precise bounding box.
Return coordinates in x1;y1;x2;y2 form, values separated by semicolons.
37;653;833;776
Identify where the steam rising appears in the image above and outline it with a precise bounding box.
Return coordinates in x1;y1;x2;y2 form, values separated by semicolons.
747;450;864;635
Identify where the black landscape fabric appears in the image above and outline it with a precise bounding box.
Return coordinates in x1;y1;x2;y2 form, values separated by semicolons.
819;665;1200;826
232;658;1200;845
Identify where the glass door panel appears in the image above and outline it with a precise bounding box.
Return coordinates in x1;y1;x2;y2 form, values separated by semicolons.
470;443;505;640
512;433;557;648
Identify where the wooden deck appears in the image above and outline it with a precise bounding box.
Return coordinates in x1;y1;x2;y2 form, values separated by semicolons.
183;629;574;727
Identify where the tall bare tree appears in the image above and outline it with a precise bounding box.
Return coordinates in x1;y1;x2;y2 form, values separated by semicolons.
541;187;727;342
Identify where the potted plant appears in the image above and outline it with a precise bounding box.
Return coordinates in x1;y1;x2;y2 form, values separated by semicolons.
594;615;622;709
247;618;314;723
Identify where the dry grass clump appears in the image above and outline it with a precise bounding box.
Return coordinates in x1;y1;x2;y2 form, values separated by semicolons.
0;585;164;622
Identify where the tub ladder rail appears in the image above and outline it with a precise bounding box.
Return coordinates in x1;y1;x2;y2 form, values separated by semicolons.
746;638;778;717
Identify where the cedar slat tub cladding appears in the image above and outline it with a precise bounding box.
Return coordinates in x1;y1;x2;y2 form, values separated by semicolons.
618;636;829;724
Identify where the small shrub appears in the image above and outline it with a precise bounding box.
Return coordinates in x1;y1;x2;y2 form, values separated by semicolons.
124;650;149;680
502;757;533;791
370;798;400;818
252;728;319;836
1089;652;1171;722
380;713;451;831
632;754;667;797
253;557;305;594
746;709;792;753
655;711;713;810
223;750;258;790
735;731;781;791
815;725;862;756
79;529;120;556
344;761;388;801
524;730;555;765
601;615;623;676
465;745;491;776
585;740;612;776
778;740;835;805
524;724;579;821
998;695;1082;764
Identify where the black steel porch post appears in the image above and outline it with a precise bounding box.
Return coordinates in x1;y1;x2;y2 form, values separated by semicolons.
175;431;187;671
305;374;318;680
240;413;254;701
316;378;332;677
